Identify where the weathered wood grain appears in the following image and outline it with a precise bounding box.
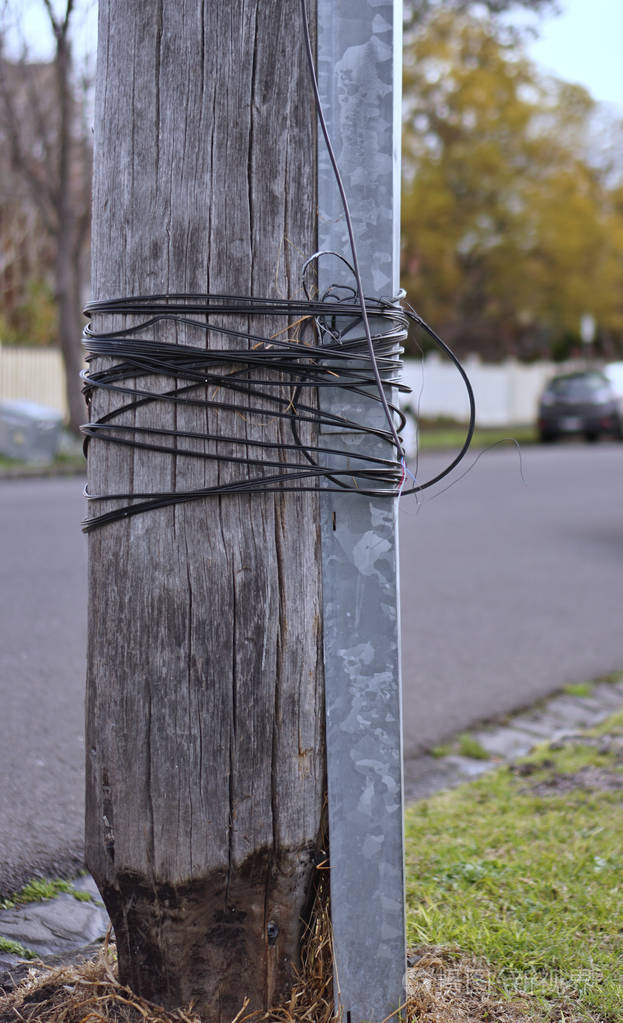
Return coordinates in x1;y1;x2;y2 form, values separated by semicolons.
85;3;323;1018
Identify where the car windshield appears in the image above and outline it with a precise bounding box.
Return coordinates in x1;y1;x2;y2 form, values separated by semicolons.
547;374;608;399
604;363;623;393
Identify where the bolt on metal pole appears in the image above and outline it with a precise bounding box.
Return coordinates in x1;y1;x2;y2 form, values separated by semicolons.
316;2;407;1021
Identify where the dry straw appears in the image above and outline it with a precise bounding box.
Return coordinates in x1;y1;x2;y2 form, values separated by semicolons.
0;908;553;1023
0;881;336;1023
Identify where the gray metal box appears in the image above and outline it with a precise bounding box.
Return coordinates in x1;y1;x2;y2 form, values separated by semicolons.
0;398;63;462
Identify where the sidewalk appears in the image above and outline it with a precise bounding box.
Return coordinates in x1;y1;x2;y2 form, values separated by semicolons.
2;675;622;994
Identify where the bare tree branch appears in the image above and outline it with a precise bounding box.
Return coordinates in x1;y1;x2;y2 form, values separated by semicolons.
0;59;57;233
40;0;75;38
21;57;58;193
0;0;91;431
41;0;61;34
63;0;75;35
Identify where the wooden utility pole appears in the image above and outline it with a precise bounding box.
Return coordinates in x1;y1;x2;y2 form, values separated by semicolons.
86;3;323;1019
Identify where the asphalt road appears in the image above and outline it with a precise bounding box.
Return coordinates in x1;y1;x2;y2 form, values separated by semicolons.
1;443;622;894
0;477;87;896
400;442;623;753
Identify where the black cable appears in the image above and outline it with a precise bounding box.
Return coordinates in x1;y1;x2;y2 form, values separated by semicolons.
403;302;476;491
298;0;403;455
80;4;476;532
81;291;410;531
296;0;475;491
80;291;475;531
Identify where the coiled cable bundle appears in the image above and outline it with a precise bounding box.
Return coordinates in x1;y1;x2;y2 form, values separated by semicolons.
81;0;476;533
81;286;408;531
81;283;474;532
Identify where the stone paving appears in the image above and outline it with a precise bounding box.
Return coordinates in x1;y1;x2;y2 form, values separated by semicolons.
0;875;108;986
2;678;622;993
401;679;623;801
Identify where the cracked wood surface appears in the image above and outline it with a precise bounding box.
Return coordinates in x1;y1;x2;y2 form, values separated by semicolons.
85;2;323;1018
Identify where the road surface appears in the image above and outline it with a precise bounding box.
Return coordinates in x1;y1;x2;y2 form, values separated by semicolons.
0;476;87;896
400;442;623;753
1;443;622;893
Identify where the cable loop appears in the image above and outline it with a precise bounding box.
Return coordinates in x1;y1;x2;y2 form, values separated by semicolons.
81;0;476;532
80;290;475;532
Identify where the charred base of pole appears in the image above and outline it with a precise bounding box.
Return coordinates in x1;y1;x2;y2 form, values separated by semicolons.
98;846;323;1022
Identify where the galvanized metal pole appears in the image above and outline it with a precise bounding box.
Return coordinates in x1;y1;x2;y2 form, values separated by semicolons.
316;2;407;1021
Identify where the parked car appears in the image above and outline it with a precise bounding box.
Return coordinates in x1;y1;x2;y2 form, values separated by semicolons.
537;369;623;443
603;361;623;399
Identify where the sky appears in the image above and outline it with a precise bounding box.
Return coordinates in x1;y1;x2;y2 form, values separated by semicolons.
523;0;623;108
8;1;623;111
5;0;97;64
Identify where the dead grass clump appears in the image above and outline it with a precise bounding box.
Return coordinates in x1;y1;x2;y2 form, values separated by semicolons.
0;880;338;1023
0;944;183;1023
0;899;579;1023
0;938;335;1023
0;942;561;1023
268;879;335;1023
406;946;545;1023
0;942;588;1023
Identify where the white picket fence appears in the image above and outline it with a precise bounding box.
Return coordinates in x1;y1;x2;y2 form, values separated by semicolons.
400;354;582;426
0;345;69;419
0;344;582;427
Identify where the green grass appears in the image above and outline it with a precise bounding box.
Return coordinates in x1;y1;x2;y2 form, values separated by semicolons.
416;422;537;452
591;708;623;735
405;713;623;1020
429;734;491;760
0;878;93;911
457;733;490;760
0;451;84;472
564;681;595;698
595;671;623;687
0;936;37;960
0;454;27;469
430;743;453;758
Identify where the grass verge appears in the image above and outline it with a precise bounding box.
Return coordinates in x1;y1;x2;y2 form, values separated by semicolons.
405;708;623;1021
0;937;36;962
416;422;537;452
564;681;595;698
456;733;490;760
3;711;623;1021
0;452;84;476
0;878;93;912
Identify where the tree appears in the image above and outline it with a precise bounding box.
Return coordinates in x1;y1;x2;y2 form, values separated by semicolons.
401;9;623;359
0;0;92;431
405;0;558;31
0;165;57;345
86;3;324;1020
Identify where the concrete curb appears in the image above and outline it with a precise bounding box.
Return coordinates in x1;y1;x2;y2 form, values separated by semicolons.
403;678;623;802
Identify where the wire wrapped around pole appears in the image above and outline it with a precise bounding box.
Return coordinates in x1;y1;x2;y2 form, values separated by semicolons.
81;290;407;531
80;291;475;531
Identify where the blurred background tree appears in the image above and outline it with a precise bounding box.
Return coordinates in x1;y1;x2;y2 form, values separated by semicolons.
404;0;557;31
402;3;623;360
0;0;92;431
1;0;622;433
